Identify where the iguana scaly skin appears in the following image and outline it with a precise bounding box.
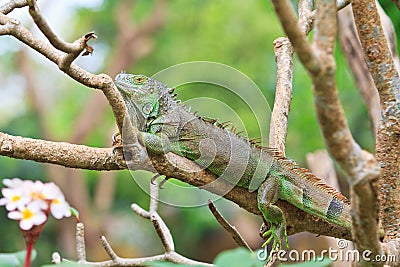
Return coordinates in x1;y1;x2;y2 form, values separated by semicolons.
114;73;351;250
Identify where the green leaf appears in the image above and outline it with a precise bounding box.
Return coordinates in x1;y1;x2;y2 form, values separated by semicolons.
0;250;37;267
214;248;265;267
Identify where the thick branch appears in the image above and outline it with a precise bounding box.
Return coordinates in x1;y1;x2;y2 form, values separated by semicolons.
273;0;381;259
314;0;381;261
0;130;351;239
0;132;124;170
338;5;380;134
314;0;336;54
352;0;400;241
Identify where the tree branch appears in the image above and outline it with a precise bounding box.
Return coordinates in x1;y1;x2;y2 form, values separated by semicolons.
0;8;126;133
272;0;382;260
352;0;400;242
0;0;26;15
0;0;355;247
269;0;314;153
208;200;252;250
271;0;320;74
0;130;351;240
338;5;380;135
0;132;125;170
72;181;214;267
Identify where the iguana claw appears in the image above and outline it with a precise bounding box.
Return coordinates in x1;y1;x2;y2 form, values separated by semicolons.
159;177;170;189
261;223;289;250
151;174;161;185
150;174;170;189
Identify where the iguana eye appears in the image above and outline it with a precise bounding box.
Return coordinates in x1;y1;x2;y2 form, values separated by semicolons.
133;75;147;85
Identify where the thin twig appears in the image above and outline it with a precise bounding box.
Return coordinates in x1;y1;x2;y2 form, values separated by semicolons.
100;236;119;262
73;180;213;266
0;11;125;132
269;0;314;153
151;213;175;252
268;37;293;154
149;180;159;213
208;200;251;250
0;0;26;15
76;222;86;262
271;0;320;74
27;0;98;70
27;0;82;53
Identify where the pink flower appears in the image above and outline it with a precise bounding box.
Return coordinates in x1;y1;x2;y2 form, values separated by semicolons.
1;178;72;224
0;187;30;211
49;197;71;219
42;182;71;219
8;202;47;230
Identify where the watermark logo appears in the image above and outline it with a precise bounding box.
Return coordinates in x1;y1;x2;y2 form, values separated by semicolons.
257;239;397;264
120;61;271;207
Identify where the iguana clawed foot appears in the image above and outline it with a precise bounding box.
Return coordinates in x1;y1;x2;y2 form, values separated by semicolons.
261;222;289;251
151;174;170;189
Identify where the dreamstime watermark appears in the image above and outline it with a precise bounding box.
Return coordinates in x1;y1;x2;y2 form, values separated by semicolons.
257;239;397;264
120;61;272;208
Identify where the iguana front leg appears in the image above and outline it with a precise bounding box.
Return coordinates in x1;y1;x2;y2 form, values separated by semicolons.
257;174;289;250
137;132;172;154
138;131;189;156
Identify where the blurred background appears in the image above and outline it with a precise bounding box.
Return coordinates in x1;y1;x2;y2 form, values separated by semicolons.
0;0;398;265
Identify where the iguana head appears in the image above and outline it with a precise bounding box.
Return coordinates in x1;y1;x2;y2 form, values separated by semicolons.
115;73;162;130
115;73;180;131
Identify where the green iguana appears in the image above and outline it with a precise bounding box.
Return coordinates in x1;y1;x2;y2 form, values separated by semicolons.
114;73;351;250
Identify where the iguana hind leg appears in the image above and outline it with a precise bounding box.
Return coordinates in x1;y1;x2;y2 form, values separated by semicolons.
257;174;289;250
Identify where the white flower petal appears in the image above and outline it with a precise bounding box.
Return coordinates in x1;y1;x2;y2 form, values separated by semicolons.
31;200;48;211
3;178;23;188
51;200;71;219
8;211;22;220
32;211;47;225
42;182;64;200
2;188;16;198
19;219;33;230
5;202;17;211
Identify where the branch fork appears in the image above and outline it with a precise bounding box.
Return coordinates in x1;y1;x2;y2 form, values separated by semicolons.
70;181;213;267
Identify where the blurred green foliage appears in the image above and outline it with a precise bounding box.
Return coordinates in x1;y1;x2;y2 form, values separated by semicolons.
0;0;398;266
0;250;37;267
